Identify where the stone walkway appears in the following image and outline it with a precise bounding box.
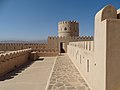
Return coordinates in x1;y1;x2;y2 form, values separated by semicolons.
47;54;90;90
0;57;56;90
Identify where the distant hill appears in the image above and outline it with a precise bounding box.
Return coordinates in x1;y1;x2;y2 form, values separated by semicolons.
0;40;47;43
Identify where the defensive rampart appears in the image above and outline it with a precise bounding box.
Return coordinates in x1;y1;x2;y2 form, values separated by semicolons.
35;48;58;57
0;43;47;51
68;5;120;90
0;48;31;77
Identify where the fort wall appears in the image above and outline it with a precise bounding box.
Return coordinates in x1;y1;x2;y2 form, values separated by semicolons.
0;48;31;77
0;43;59;57
47;36;93;53
67;41;94;89
0;43;47;51
35;48;58;57
67;5;120;90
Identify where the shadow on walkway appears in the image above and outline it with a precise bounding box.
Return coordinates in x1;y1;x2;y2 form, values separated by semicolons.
0;58;44;81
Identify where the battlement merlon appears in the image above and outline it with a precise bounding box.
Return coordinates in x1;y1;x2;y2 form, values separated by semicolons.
58;21;79;25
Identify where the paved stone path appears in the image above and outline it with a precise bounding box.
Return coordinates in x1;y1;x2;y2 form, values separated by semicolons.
0;57;56;90
47;54;90;90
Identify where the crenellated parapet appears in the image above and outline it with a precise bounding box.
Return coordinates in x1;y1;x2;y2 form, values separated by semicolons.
0;48;31;62
0;48;31;76
48;36;58;40
48;36;93;41
58;21;79;25
0;43;47;51
69;41;94;52
79;36;93;41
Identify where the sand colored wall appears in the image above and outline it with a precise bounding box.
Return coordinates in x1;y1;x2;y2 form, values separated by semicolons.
106;20;120;90
0;48;31;77
93;16;107;90
0;42;58;56
67;41;95;90
68;5;120;90
47;36;58;49
0;43;47;51
37;52;58;57
36;48;58;57
94;5;120;90
47;36;93;53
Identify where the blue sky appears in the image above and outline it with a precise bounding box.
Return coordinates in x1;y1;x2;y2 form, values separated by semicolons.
0;0;120;40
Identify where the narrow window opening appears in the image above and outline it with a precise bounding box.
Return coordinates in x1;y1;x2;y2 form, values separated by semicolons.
87;59;89;72
89;42;91;51
86;43;87;50
84;42;85;49
80;55;81;64
64;27;67;30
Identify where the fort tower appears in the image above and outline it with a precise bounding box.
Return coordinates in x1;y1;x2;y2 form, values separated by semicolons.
58;21;79;37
